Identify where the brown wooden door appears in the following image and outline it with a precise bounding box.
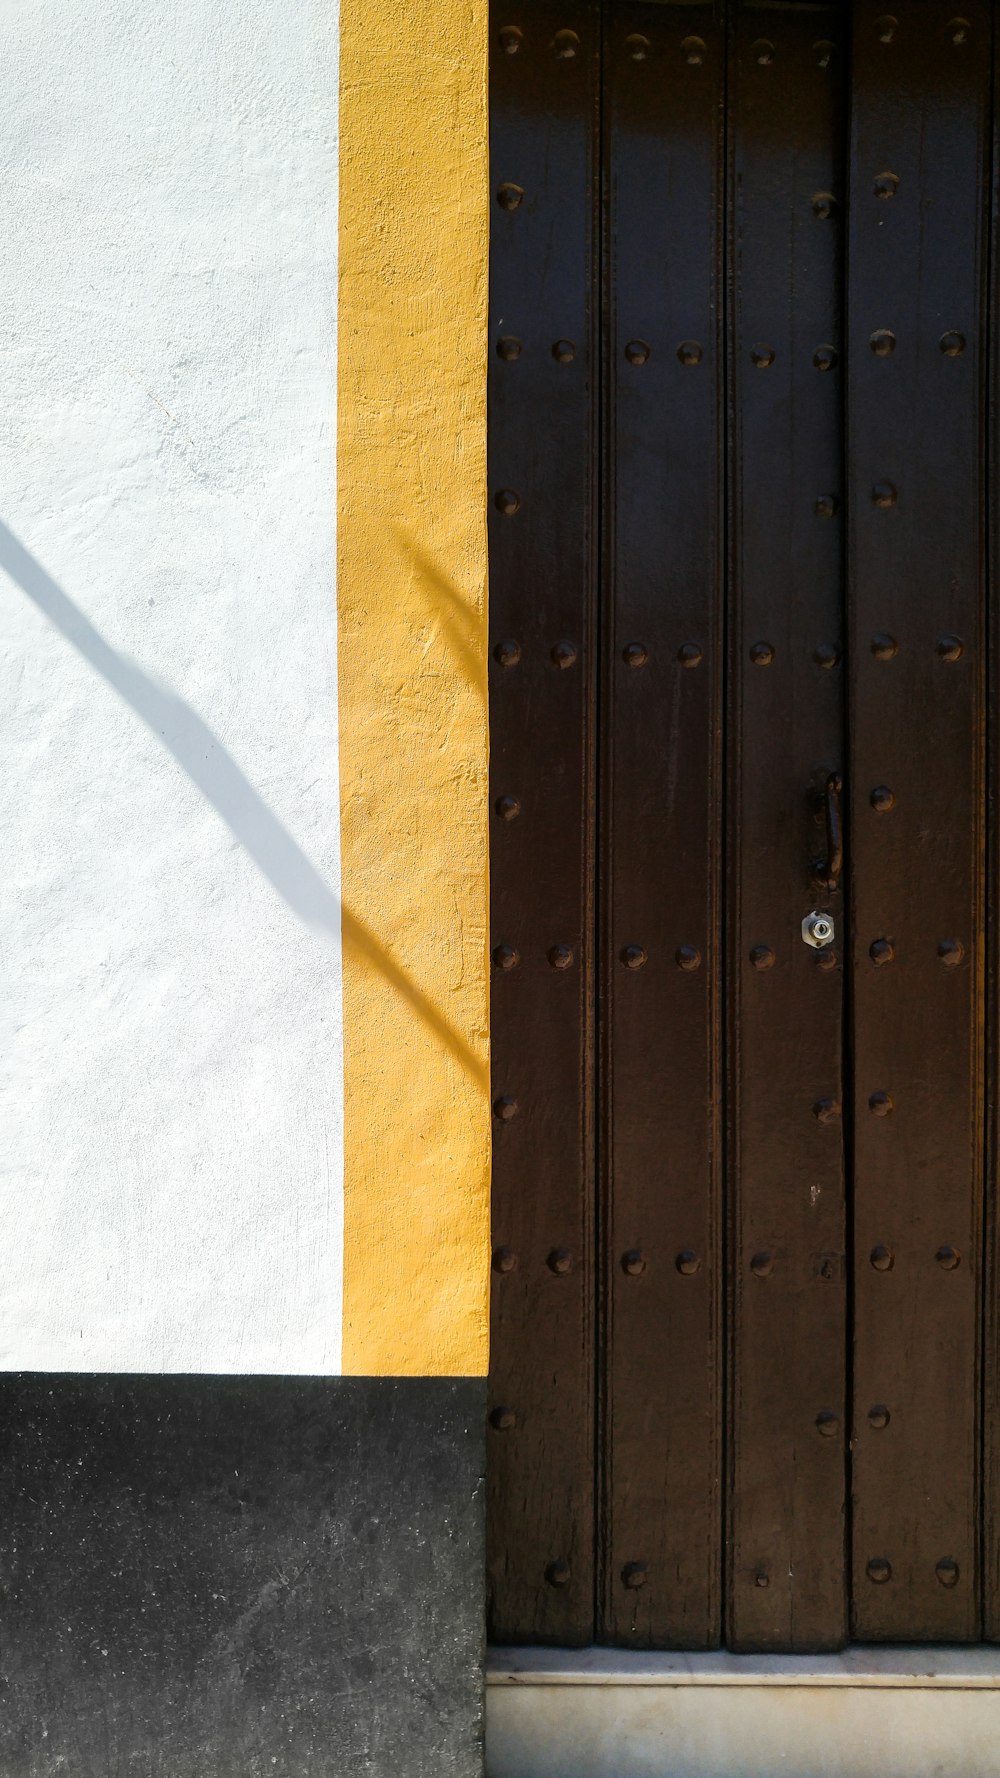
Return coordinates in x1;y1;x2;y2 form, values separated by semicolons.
487;0;997;1653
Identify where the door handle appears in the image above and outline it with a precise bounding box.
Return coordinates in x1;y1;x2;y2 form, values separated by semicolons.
813;771;843;892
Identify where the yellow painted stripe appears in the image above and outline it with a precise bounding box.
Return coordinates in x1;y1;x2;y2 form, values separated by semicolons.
337;0;491;1375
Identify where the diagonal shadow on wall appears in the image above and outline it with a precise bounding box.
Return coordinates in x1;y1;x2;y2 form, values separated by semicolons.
0;521;486;1090
392;525;488;704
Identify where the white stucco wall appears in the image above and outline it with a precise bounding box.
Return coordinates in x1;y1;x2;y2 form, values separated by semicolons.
0;0;344;1371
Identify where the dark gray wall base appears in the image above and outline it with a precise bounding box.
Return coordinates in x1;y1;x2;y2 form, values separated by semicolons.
0;1375;485;1778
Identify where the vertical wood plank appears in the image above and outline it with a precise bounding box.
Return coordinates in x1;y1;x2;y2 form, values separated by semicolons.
986;5;1000;1647
601;0;725;1650
847;0;990;1643
727;1;848;1653
486;0;600;1645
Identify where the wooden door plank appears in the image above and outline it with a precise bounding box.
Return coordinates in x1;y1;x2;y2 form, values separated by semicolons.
727;1;848;1653
847;0;990;1644
487;0;600;1646
601;0;725;1650
986;10;1000;1648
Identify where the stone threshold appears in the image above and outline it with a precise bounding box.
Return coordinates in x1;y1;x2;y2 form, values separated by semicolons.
485;1646;1000;1778
487;1642;1000;1687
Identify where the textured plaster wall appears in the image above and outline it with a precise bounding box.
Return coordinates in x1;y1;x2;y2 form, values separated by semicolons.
336;0;490;1375
0;0;344;1371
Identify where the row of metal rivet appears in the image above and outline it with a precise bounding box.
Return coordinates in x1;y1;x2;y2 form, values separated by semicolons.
496;13;973;63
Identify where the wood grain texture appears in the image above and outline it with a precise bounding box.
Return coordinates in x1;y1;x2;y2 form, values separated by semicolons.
726;2;848;1653
601;0;725;1651
488;0;996;1652
487;0;600;1645
847;0;990;1642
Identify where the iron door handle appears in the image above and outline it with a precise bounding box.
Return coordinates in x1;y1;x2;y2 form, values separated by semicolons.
814;771;843;892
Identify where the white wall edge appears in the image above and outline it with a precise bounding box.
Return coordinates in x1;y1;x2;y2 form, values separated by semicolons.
486;1644;1000;1688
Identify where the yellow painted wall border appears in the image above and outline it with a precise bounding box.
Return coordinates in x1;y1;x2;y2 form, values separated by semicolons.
337;0;491;1375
